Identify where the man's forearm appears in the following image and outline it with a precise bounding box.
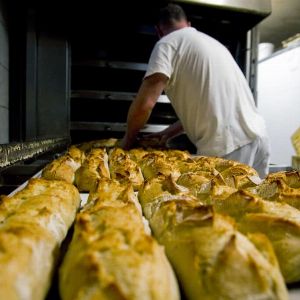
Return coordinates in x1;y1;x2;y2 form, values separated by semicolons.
162;120;184;138
122;73;168;149
123;98;153;147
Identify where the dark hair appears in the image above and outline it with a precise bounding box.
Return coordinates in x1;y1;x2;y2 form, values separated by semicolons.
158;3;187;26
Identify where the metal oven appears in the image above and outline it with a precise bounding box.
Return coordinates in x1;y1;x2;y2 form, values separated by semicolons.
1;0;271;190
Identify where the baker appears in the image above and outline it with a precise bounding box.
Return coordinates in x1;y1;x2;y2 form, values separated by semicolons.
121;3;270;178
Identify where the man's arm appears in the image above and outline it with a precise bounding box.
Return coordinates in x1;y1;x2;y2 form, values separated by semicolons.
145;120;184;146
121;73;168;149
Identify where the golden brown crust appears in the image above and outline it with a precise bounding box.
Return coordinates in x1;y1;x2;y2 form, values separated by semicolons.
139;152;180;181
77;138;119;152
41;146;85;184
42;155;78;184
247;172;300;215
147;198;288;300
59;179;180;300
214;190;300;282
108;148;144;191
265;171;300;188
0;178;80;300
75;148;110;192
176;172;237;204
67;145;86;164
8;143;299;297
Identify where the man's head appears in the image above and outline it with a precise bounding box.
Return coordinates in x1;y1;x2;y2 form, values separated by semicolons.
156;4;190;38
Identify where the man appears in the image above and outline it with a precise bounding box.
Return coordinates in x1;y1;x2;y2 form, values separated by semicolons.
121;4;270;177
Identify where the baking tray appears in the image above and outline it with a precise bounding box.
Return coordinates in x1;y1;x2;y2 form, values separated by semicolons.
5;173;300;299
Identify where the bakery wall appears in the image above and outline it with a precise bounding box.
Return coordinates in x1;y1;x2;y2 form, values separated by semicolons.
257;45;300;165
0;0;9;144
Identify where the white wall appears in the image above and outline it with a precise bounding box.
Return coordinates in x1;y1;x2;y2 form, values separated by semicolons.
0;0;9;144
257;46;300;165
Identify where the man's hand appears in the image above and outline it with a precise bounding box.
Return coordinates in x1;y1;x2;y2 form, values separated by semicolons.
142;132;169;147
120;134;135;150
120;73;169;150
142;120;184;148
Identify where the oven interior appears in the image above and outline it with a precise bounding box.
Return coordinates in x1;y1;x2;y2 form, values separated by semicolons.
2;0;270;193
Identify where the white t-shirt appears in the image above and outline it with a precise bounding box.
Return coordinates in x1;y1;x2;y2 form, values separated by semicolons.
145;27;268;156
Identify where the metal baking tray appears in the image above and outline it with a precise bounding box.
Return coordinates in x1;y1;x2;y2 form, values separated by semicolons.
5;172;300;299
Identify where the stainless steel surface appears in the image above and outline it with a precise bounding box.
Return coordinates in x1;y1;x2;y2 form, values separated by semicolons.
289;288;300;300
259;0;300;49
73;60;148;71
71;90;170;103
268;164;293;173
71;122;168;133
176;0;271;15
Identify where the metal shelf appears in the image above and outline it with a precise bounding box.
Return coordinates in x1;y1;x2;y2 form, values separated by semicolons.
71;90;170;103
71;122;168;133
72;60;148;71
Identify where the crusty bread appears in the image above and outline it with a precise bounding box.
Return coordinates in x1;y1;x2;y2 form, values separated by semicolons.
247;177;300;210
139;152;180;181
177;172;237;204
8;144;299;298
137;172;288;299
265;171;300;188
77;138;118;152
219;164;262;189
75;148;110;192
138;175;196;219
42;155;79;184
192;155;238;172
164;149;191;161
144;198;288;300
0;178;80;300
42;146;85;184
174;158;218;175
67;145;86;164
214;189;300;283
247;171;300;210
128;148;149;163
59;178;180;300
108;148;144;191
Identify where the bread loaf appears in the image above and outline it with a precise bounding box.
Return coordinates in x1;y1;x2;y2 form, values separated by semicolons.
140;152;180;180
139;192;288;300
59;178;180;300
177;172;237;204
108;148;144;190
42;146;85;184
246;171;300;211
0;178;80;300
77;138;118;152
75;148;110;192
265;171;300;187
214;190;300;283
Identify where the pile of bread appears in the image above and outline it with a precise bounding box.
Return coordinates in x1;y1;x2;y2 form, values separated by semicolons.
1;137;300;300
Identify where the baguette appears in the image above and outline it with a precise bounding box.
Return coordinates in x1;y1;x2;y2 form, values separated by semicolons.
0;178;80;300
177;172;237;204
77;138;118;153
59;178;179;300
139;152;180;181
108;148;144;191
247;178;300;210
215;190;300;283
143;198;288;300
265;171;300;187
42;146;85;184
138;174;288;299
75;148;110;192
